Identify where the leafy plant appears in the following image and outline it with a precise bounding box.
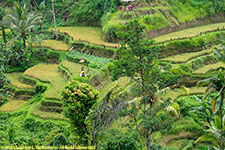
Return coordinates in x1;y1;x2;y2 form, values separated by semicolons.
3;1;42;48
62;80;99;144
99;129;141;150
197;71;225;149
195;115;225;148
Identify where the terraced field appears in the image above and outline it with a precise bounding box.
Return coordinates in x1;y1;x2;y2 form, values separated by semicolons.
2;22;224;121
154;22;225;42
0;98;27;112
24;64;67;100
160;87;207;101
49;26;117;47
60;60;87;77
6;72;33;89
193;62;225;74
42;40;70;51
160;48;213;63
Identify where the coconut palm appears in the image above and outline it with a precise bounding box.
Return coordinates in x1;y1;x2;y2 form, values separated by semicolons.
3;1;41;48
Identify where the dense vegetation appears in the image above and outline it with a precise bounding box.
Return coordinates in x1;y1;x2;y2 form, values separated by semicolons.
0;0;225;149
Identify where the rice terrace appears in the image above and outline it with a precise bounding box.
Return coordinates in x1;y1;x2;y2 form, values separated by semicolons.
0;0;224;149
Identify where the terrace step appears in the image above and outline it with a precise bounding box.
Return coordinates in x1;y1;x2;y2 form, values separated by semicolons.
39;105;62;113
160;48;213;63
193;62;225;74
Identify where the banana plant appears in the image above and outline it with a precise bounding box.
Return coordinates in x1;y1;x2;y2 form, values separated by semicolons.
197;71;225;149
195;115;225;149
214;40;225;63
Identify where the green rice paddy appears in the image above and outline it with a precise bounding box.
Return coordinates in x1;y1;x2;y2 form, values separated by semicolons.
49;26;117;47
154;22;225;42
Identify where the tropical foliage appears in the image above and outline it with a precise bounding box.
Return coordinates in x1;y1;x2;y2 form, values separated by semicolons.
3;1;41;47
62;80;99;144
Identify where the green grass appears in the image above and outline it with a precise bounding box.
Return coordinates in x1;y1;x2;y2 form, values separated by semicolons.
41;40;70;51
49;26;117;47
0;99;27;112
60;60;87;76
159;86;206;101
24;64;67;100
160;48;213;63
154;22;225;42
193;62;225;74
31;103;66;120
99;77;130;99
6;72;33;89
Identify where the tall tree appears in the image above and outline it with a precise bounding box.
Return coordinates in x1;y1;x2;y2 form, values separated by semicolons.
51;0;58;40
111;18;177;149
3;1;41;48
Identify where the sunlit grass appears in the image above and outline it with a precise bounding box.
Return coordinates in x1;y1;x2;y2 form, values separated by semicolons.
160;48;213;63
193;62;225;74
159;86;206;101
0;99;27;112
154;22;225;42
31;103;66;120
6;72;33;89
99;77;130;99
41;40;70;51
49;26;117;47
60;60;86;76
24;64;67;100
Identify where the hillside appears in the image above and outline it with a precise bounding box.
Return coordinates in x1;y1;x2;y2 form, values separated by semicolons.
0;0;225;149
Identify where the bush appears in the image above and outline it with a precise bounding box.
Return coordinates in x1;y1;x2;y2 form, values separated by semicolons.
62;80;99;143
100;129;141;150
35;83;47;94
103;21;122;42
70;0;121;26
23;118;41;132
168;117;204;136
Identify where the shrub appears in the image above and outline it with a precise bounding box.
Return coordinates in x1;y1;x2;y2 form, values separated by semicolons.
61;80;99;144
35;83;47;94
100;129;141;150
23;118;41;132
168;117;204;136
103;21;122;42
70;0;121;26
143;15;154;25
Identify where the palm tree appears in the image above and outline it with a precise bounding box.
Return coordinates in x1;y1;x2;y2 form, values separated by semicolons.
51;0;58;39
3;1;41;48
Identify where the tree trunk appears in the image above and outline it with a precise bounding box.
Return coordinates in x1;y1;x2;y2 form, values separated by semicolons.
2;25;6;44
220;93;224;149
22;30;26;48
140;69;151;150
51;0;58;40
